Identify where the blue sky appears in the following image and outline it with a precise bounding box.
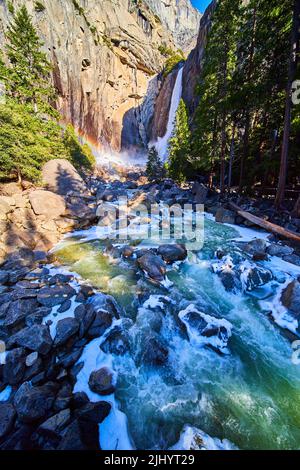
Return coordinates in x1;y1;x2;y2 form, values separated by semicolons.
191;0;211;13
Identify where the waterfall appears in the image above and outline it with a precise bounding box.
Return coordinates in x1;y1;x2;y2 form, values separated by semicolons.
154;66;183;162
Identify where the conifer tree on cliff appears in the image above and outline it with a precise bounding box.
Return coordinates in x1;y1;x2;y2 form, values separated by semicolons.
4;5;53;111
167;99;191;184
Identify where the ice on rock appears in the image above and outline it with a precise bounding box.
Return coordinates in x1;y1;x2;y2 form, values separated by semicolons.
0;386;12;402
170;425;238;450
178;304;232;355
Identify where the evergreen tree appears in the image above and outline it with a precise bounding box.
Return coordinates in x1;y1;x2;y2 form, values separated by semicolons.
4;5;53;110
167;99;191;184
191;0;295;197
146;146;165;181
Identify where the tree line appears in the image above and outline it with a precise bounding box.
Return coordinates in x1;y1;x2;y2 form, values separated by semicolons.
0;4;95;182
148;0;300;214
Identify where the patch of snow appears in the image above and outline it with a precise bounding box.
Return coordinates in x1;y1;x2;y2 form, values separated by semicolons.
0;385;12;402
170;425;238;450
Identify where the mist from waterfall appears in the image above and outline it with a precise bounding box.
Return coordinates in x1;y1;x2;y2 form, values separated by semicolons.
154;67;184;162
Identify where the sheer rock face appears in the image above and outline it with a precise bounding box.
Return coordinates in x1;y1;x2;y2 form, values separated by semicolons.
0;0;176;152
144;0;202;53
151;1;216;141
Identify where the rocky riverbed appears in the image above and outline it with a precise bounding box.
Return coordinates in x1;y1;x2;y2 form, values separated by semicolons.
1;164;300;450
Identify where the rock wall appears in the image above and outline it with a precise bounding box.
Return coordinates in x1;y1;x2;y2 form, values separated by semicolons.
144;0;202;53
151;1;216;141
0;0;176;153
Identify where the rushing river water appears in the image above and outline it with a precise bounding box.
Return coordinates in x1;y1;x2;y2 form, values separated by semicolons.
52;214;300;450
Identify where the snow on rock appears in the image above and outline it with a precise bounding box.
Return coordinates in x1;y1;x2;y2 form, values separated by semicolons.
178;304;232;355
73;326;134;451
170;425;238;450
0;386;12;402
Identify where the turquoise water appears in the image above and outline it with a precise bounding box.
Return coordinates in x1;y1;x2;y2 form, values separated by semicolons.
54;218;300;450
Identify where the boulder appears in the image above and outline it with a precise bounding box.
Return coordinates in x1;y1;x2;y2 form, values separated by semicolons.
42;159;87;196
191;182;208;204
178;305;232;355
0;404;16;438
57;420;86;450
76;401;111;424
137;253;166;283
238;262;273;291
100;325;131;356
139;333;169;366
14;382;56;423
12;325;53;355
266;244;294;258
74;304;95;338
3;348;26;385
37;409;71;439
215;208;236;224
281;281;300;318
158;244;187;264
54;318;80;347
87;311;113;338
37;285;76;308
3;298;39;328
29;190;66;218
88;367;116;395
242;239;267;256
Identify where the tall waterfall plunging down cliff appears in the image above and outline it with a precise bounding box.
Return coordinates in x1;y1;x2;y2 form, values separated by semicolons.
154;67;184;162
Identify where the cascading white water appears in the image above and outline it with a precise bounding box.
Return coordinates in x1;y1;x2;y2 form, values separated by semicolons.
154;67;184;162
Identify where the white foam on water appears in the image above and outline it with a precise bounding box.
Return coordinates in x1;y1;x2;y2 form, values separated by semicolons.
0;385;12;402
73;329;135;451
178;304;233;355
170;425;238;450
260;279;299;334
143;295;173;310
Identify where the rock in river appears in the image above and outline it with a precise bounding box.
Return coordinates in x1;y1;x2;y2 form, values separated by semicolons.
88;367;116;395
158;244;187;264
178;304;232;355
281;280;300;318
137;252;167;283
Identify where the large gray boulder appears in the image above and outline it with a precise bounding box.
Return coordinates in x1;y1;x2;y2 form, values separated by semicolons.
14;382;56;423
42;159;87;196
281;281;300;318
11;325;53;355
29;190;66;218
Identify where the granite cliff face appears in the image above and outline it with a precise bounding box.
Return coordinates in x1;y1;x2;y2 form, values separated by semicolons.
144;0;202;53
0;0;176;152
151;1;216;141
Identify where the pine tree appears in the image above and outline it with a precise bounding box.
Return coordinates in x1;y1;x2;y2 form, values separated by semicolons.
167;99;191;184
4;5;53;110
146;146;165;181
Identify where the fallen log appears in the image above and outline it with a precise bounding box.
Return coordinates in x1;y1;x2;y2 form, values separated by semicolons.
228;202;300;244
